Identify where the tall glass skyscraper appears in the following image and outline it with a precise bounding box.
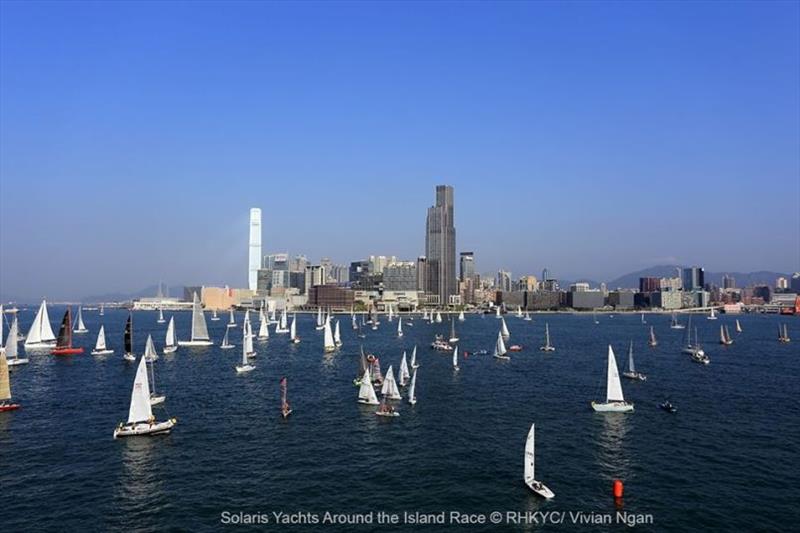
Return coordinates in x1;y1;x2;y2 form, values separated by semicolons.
425;185;456;305
248;208;262;292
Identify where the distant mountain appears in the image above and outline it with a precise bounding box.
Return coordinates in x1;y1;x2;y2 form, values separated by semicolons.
82;285;185;303
606;265;789;290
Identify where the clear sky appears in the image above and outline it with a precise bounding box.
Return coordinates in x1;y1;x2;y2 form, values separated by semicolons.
1;1;798;301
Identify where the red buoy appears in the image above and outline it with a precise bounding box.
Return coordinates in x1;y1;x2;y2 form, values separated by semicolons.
613;479;624;498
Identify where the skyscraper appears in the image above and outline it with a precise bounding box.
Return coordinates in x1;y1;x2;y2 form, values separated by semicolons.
460;252;475;282
248;208;262;292
425;185;456;305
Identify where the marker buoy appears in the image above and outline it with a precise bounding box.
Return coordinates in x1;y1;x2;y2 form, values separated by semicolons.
613;479;624;498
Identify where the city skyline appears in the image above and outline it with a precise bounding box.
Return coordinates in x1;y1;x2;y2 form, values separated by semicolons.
1;2;798;300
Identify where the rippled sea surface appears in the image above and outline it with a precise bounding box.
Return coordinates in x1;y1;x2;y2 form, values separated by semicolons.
1;309;798;531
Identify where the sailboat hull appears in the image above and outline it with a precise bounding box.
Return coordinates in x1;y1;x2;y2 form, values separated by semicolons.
540;346;555;352
149;395;165;405
220;344;235;350
163;346;177;354
51;347;84;356
113;419;175;438
236;364;255;373
0;403;21;412
177;340;213;346
622;372;647;381
591;401;634;412
73;329;89;334
525;479;555;499
7;358;30;366
24;341;56;349
91;349;114;356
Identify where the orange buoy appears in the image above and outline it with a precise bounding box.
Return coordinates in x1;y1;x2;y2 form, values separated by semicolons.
613;479;624;498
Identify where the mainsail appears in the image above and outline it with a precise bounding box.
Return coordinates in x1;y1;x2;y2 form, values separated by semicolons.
190;292;210;341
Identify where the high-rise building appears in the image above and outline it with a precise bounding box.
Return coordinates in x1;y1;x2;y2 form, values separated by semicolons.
459;252;475;282
416;256;427;292
682;266;705;291
248;208;262;292
639;277;660;293
497;270;512;292
722;274;736;289
384;262;417;291
776;277;789;290
425;185;456;305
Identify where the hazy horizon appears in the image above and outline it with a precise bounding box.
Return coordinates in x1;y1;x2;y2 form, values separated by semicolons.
1;2;798;301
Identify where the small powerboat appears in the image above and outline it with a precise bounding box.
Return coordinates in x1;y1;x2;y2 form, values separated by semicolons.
659;401;677;413
509;345;523;352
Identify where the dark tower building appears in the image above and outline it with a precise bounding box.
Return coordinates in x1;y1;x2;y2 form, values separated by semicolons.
425;185;457;305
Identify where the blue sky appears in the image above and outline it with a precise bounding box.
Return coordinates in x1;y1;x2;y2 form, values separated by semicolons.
1;1;798;300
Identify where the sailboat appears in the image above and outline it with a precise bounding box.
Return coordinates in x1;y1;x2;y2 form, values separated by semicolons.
290;315;301;344
641;313;646;325
99;304;104;317
315;308;325;331
144;335;165;405
524;423;554;498
177;292;213;346
719;325;733;346
0;349;21;411
593;311;599;325
228;308;237;328
376;393;400;417
143;333;158;362
648;326;658;347
524;310;532;322
352;313;358;330
323;317;336;353
73;306;89;333
422;309;429;321
516;306;524;318
539;323;555;352
435;311;442;323
449;318;460;343
24;300;56;349
387;305;394;322
380;366;402;400
493;331;510;360
357;368;379;405
113;355;176;438
275;309;289;334
682;318;709;363
52;307;84;355
408;368;418;405
269;307;278;325
670;312;685;330
495;306;501;319
500;317;510;339
157;307;165;324
591;345;634;412
707;308;717;320
397;317;403;338
236;321;256;373
244;312;256;357
4;318;28;366
123;312;135;361
258;309;270;339
735;319;742;333
622;341;646;381
334;320;343;347
211;309;220;321
280;377;292;418
458;310;465;322
91;325;114;355
163;316;177;354
399;352;411;386
778;324;791;343
220;325;234;349
452;345;460;371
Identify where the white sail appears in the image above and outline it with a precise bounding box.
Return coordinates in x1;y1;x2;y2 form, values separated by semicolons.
399;352;410;384
244;313;255;355
495;332;507;356
190;292;210;341
221;326;231;347
452;345;459;369
458;311;465;322
408;368;417;404
500;317;510;338
435;311;442;323
25;299;56;346
280;310;288;330
127;356;154;424
74;306;88;332
317;308;323;327
144;334;158;361
736;319;742;333
323;317;335;352
352;313;358;330
334;320;342;346
258;309;269;339
95;325;107;351
0;305;3;349
524;423;536;482
388;305;394;322
4;318;18;360
496;306;501;318
165;317;176;347
380;366;401;400
0;350;11;401
241;324;249;366
606;345;625;403
627;341;635;373
545;323;551;347
358;368;379;404
158;308;165;322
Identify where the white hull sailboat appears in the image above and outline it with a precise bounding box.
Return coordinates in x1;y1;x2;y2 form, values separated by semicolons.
621;341;646;381
275;309;290;334
163;316;177;354
143;333;158;363
410;345;419;369
399;351;411;386
670;312;685;330
357;368;379;405
707;308;717;320
380;366;402;400
24;300;57;349
500;317;510;339
735;319;742;334
452;345;460;371
397;317;403;338
540;323;555;352
719;324;733;346
591;345;634;412
211;309;220;321
228;309;237;328
458;311;465;322
177;292;213;346
408;368;418;405
524;311;532;322
493;331;510;360
113;355;176;438
524;423;554;499
91;325;114;355
258;309;270;340
243;312;256;358
323;317;335;353
4;318;29;366
334;320;342;347
648;326;658;347
290;315;300;344
315;308;325;331
144;335;165;404
778;324;791;343
236;321;256;373
73;306;89;333
220;325;234;349
157;308;165;324
449;318;459;343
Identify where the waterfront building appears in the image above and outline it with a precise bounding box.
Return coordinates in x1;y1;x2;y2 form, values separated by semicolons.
497;270;512;292
566;289;605;309
682;266;705;291
722;274;736;289
304;265;326;294
639;277;660;293
424;185;457;306
307;285;354;310
459;252;475;282
607;290;636;309
650;290;682;310
383;262;417;291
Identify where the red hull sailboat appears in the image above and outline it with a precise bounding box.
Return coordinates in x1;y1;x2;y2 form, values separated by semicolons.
51;307;84;356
